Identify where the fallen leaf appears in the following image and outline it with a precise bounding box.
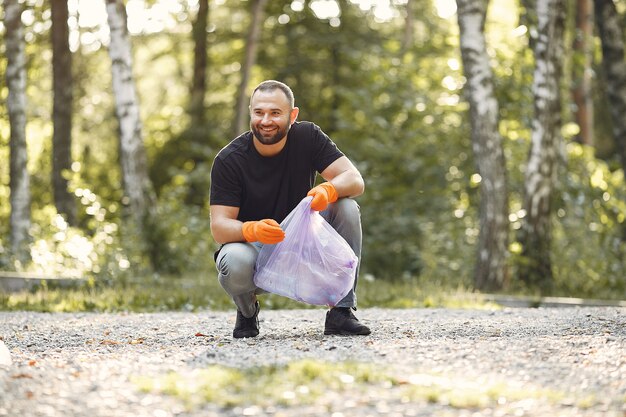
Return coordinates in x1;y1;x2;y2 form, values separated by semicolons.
100;340;121;345
195;332;210;337
11;373;33;379
28;360;37;366
128;338;145;345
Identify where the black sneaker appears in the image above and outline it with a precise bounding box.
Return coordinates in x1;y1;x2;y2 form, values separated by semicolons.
233;301;260;338
324;307;371;336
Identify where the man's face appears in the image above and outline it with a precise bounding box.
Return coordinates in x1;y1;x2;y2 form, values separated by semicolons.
249;89;297;145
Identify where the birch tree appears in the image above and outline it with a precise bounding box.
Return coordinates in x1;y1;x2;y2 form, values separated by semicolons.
594;0;626;174
456;0;509;290
51;0;76;225
4;0;31;262
519;0;565;290
232;0;268;137
104;0;156;231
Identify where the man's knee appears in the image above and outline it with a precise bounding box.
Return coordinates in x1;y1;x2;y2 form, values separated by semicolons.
335;198;360;216
217;243;257;284
327;198;361;229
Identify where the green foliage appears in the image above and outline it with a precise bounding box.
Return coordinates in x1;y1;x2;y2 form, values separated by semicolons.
552;143;626;297
505;142;626;298
133;360;394;409
145;181;217;273
1;0;625;303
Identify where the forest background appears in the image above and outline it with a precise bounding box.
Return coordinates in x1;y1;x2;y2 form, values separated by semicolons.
1;0;625;311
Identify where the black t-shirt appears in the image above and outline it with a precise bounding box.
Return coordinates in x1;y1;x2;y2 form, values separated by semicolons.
210;121;344;223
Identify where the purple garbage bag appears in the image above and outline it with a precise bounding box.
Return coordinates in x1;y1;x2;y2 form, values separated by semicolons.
253;196;357;306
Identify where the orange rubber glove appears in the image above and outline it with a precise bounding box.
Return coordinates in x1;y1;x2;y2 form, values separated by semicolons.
242;219;285;244
307;182;338;211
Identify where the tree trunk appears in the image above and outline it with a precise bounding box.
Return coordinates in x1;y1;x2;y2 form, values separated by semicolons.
183;0;211;206
232;0;268;137
189;0;208;126
456;0;509;291
51;0;76;225
572;0;594;146
4;0;31;262
104;0;156;229
594;0;626;174
519;0;565;291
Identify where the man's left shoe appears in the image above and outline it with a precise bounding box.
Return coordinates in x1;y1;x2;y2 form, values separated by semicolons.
324;307;371;336
233;301;260;338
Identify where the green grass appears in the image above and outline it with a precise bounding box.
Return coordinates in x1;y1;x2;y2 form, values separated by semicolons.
133;359;570;411
133;360;394;408
0;273;499;312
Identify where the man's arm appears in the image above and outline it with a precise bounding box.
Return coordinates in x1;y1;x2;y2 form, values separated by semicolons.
319;156;365;198
210;205;244;244
210;205;285;245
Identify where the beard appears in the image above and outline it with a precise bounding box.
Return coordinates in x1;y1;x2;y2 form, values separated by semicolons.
251;123;290;145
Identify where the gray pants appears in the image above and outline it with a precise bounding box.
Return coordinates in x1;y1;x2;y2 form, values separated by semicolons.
215;198;362;317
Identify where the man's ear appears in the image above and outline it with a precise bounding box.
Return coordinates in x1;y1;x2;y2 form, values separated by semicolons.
290;107;299;125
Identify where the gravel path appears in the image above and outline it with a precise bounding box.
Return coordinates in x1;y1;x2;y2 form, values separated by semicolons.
1;307;624;417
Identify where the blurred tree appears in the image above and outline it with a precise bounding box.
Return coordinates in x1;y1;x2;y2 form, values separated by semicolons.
184;0;211;206
233;0;268;137
456;0;509;291
189;0;209;127
51;0;76;225
594;0;626;174
519;0;566;291
571;0;594;146
104;0;157;246
4;0;31;263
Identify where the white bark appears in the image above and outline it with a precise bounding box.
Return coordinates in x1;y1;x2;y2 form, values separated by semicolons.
4;0;31;260
520;0;565;287
457;0;509;290
105;0;155;226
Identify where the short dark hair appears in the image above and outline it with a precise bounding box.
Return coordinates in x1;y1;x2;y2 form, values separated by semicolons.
251;80;295;108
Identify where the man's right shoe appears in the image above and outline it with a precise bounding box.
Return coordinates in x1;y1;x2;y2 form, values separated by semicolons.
233;301;260;338
324;307;371;336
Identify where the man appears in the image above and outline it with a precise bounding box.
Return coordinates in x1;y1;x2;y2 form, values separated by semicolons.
210;80;370;338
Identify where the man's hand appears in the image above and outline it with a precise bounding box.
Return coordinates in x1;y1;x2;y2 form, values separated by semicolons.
242;219;285;244
307;182;338;211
